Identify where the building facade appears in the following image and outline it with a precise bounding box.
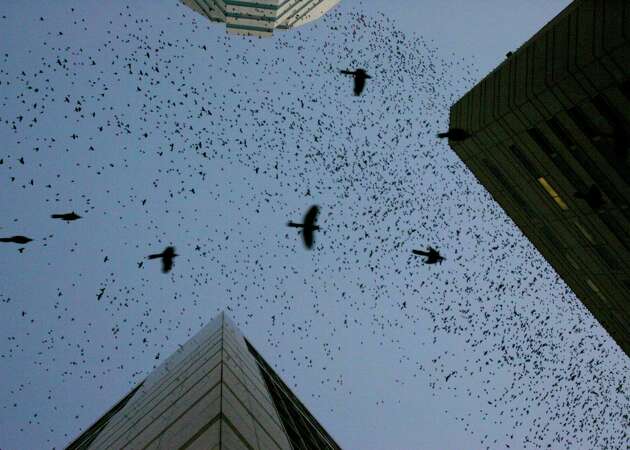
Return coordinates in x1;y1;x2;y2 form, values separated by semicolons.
448;0;630;355
66;313;342;449
180;0;340;37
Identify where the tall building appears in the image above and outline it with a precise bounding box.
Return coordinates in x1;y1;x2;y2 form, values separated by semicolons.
180;0;340;37
448;0;630;355
65;313;342;449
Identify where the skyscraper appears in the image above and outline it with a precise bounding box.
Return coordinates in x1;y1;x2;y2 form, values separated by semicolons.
180;0;341;37
65;313;342;449
447;0;630;355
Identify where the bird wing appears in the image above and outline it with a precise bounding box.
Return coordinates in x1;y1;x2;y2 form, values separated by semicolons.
412;250;427;256
340;69;353;75
303;205;319;227
354;76;366;95
303;227;314;249
147;253;161;259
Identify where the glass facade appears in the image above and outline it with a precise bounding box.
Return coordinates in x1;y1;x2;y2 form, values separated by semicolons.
447;0;630;355
180;0;341;36
65;313;341;450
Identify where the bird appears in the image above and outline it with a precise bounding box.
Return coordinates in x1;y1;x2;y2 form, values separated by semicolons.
288;205;320;249
0;236;33;244
147;246;177;273
574;185;605;210
412;247;445;264
437;128;471;142
340;68;371;96
51;212;81;222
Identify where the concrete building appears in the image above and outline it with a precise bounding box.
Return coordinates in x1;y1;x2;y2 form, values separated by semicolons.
65;313;342;449
448;0;630;355
180;0;341;37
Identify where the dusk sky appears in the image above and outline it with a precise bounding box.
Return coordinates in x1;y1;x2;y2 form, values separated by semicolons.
1;1;628;450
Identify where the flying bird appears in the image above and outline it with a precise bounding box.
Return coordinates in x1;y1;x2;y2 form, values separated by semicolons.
340;69;371;96
51;212;81;222
412;247;445;264
147;246;177;273
437;128;471;142
0;236;33;244
288;205;320;249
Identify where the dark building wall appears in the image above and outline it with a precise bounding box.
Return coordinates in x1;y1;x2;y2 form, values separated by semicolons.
448;0;630;355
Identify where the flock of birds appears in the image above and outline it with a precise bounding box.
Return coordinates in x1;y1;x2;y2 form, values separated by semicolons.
0;2;628;450
1;70;459;266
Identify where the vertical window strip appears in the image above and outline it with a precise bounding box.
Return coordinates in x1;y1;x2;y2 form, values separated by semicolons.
527;128;588;192
547;117;630;213
567;105;630;185
593;245;620;270
591;94;629;131
586;278;608;302
483;158;533;215
574;220;595;244
597;211;630;253
565;253;580;270
537;176;569;210
509;144;539;177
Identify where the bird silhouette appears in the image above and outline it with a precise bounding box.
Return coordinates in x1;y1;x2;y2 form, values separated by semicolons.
51;212;81;222
147;246;177;273
288;205;320;249
340;69;371;96
437;128;471;141
0;236;33;244
412;247;445;264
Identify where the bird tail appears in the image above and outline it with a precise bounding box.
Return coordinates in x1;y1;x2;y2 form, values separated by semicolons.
0;238;10;242
51;214;62;218
437;132;449;138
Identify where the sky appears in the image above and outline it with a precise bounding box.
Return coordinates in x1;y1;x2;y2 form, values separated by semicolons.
0;1;628;450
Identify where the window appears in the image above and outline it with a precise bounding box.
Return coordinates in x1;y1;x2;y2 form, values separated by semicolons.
246;339;342;450
527;128;588;192
546;117;575;149
586;278;607;302
537;177;568;210
66;382;144;449
593;245;620;270
574;220;595;244
483;158;534;215
567;105;630;186
565;253;580;270
539;224;563;252
568;106;598;139
509;144;538;177
547;117;630;214
591;95;628;131
597;211;630;253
